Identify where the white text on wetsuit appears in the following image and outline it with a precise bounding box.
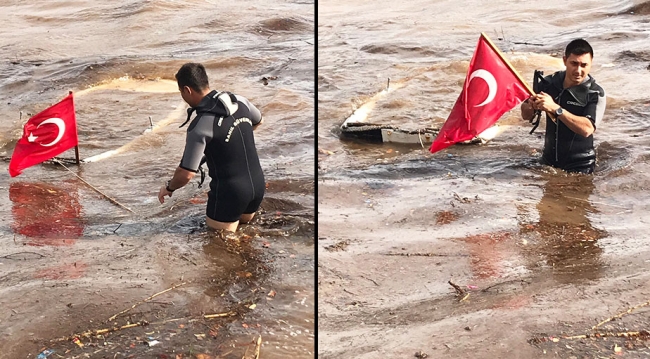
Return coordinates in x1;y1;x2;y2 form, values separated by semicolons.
225;118;253;142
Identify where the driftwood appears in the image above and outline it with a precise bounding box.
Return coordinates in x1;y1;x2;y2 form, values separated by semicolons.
448;280;470;302
242;335;262;359
592;299;650;330
54;313;239;343
107;282;187;322
204;311;237;319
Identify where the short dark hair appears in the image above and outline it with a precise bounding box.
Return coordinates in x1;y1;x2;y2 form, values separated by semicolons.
175;63;209;92
565;39;593;58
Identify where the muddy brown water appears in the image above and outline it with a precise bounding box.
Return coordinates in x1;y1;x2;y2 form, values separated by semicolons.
0;1;314;358
319;0;650;358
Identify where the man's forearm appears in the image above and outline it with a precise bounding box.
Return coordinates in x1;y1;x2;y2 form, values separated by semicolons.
557;111;595;138
168;167;196;191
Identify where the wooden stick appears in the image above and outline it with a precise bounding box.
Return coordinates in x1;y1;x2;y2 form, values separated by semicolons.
54;159;135;214
448;280;466;296
242;335;262;359
383;252;468;257
480;32;534;96
54;321;148;341
54;316;199;342
107;282;187;322
592;299;650;330
204;311;237;319
562;330;650;340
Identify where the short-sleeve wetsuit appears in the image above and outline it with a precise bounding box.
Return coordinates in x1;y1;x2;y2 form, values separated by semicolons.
179;90;265;222
538;71;606;174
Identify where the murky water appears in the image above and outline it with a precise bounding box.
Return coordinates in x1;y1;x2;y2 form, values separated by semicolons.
0;1;313;358
319;0;650;357
319;0;650;267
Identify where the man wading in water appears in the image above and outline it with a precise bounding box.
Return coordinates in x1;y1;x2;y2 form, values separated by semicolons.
520;39;606;174
157;63;265;232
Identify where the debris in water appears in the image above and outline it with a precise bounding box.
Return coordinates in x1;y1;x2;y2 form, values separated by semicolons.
414;350;428;358
36;349;55;359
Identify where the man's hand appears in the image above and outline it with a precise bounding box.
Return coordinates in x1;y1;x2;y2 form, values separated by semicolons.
532;92;560;113
157;167;195;204
158;185;172;204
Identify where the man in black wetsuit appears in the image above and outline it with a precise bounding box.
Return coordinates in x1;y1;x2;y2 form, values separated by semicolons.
521;39;606;174
158;63;265;232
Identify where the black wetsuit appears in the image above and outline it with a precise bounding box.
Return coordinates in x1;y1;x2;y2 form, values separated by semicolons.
538;71;606;174
179;90;265;222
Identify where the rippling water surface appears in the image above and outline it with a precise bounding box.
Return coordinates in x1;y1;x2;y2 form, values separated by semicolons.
0;1;314;358
319;0;650;232
319;0;650;357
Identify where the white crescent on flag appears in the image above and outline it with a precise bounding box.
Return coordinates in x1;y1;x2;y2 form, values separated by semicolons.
29;118;66;147
469;69;497;107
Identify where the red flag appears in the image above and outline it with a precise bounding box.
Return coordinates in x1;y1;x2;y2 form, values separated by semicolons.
430;34;531;154
9;93;78;177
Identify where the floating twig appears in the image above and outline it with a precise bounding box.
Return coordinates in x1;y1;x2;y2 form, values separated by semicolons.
449;280;470;301
512;41;544;46
54;316;201;342
383;252;468;257
448;280;466;297
1;251;46;260
204;311;237;319
361;275;379;286
54;321;149;341
107;282;187;322
592;299;650;330
242;335;262;359
531;330;650;343
565;330;650;340
54;159;135;214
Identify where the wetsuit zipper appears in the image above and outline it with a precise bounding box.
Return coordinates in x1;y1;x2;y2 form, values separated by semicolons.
554;90;565;163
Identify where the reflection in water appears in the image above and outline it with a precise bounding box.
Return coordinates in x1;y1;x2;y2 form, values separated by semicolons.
461;231;515;279
520;174;607;283
9;182;85;246
34;262;88;280
202;230;265;301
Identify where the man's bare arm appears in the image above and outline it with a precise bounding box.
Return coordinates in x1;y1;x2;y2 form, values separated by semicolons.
158;167;196;204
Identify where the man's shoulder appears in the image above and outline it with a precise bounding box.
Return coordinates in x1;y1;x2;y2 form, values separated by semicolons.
541;70;564;92
588;77;605;97
187;112;217;133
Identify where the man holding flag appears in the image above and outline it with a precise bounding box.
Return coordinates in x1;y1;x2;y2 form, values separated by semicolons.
430;34;605;175
520;39;605;174
8;92;79;177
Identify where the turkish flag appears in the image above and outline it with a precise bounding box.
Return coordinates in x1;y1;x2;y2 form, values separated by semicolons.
9;93;78;177
429;34;531;154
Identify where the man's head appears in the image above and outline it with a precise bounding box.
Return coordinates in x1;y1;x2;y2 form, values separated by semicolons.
175;63;210;107
563;39;594;87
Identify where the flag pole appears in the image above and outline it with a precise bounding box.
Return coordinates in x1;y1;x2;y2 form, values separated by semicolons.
68;91;81;165
480;32;535;96
74;146;80;165
53;159;135;214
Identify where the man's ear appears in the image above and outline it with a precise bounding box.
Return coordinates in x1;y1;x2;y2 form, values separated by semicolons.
182;86;193;95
